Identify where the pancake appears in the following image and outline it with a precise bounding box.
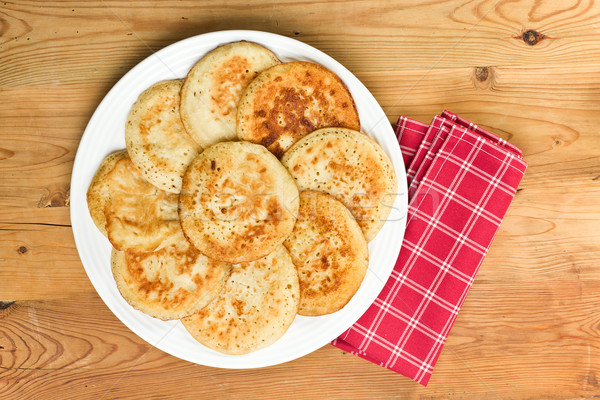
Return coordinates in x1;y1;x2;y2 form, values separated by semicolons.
283;190;368;316
125;79;201;193
87;150;179;252
181;245;299;355
280;127;397;242
111;229;231;320
179;141;299;263
236;61;360;157
87;150;128;237
180;41;280;148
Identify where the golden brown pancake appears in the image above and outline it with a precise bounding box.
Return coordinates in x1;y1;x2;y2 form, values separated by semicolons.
280;127;397;242
87;150;179;252
283;191;368;316
178;141;299;263
126;79;201;193
181;245;299;355
180;41;280;148
237;61;360;157
87;149;128;237
111;229;231;320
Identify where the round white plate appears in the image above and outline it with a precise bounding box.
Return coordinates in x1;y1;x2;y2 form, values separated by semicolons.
70;30;408;369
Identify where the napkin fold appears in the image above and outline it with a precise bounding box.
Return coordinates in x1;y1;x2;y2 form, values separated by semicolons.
332;111;527;386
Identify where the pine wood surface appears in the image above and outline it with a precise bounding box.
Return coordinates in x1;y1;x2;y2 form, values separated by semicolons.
1;1;599;398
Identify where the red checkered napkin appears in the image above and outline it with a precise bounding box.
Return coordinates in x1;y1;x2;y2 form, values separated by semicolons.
332;111;527;386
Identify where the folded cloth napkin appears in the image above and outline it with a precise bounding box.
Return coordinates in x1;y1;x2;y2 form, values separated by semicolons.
332;111;527;386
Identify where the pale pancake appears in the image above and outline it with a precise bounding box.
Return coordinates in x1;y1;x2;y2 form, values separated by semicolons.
126;79;201;193
87;150;179;252
280;127;397;242
111;229;231;320
180;41;280;148
179;141;299;263
283;191;368;316
237;61;360;157
181;246;299;355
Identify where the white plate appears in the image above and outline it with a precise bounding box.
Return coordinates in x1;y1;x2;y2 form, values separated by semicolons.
70;30;408;369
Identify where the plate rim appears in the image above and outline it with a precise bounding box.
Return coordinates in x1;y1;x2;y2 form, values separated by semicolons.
70;29;408;369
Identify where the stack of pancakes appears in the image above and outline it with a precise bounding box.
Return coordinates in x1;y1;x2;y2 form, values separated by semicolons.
87;41;397;355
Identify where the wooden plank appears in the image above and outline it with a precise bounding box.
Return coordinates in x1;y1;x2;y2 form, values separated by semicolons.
0;224;92;300
2;63;600;298
3;197;599;300
440;280;600;398
0;208;70;226
0;84;98;210
1;64;600;209
2;1;600;88
0;282;598;398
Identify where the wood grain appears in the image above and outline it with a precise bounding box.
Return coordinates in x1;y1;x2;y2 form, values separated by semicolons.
2;1;600;87
1;0;600;398
1;285;598;399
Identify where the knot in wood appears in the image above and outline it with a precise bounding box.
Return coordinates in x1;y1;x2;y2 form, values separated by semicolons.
0;301;15;310
38;185;70;208
522;30;543;46
473;66;494;90
475;67;489;82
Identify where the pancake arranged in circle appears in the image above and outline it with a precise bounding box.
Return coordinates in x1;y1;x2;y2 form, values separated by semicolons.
281;127;397;242
283;191;368;316
181;246;299;355
125;79;201;194
111;229;231;321
179;141;299;263
180;41;280;148
87;150;179;252
237;61;360;157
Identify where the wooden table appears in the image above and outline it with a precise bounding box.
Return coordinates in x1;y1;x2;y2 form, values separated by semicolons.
1;1;599;398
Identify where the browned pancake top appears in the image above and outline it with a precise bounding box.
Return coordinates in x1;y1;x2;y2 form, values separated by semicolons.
103;157;179;252
281;127;397;242
111;230;231;320
237;61;360;157
181;246;299;354
178;141;299;263
87;150;179;251
210;55;253;116
283;191;368;316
